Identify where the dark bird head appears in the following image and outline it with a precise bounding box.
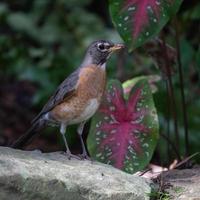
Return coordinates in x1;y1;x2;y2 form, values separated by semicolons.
82;40;124;67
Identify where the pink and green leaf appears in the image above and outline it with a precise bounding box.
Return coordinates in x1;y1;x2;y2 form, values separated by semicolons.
87;78;159;174
109;0;183;50
123;75;161;96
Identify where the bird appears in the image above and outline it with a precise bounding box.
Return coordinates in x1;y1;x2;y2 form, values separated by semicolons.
11;40;124;159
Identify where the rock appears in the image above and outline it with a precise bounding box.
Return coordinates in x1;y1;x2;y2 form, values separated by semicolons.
0;147;152;200
162;167;200;200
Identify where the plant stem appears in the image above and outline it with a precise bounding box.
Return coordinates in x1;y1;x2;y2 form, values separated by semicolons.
161;35;180;158
116;49;126;81
174;18;189;157
165;81;171;162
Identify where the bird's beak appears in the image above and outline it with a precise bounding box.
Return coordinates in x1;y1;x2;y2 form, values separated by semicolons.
109;44;125;52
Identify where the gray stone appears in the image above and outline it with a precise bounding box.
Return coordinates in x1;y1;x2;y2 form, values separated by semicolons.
0;147;151;200
162;167;200;200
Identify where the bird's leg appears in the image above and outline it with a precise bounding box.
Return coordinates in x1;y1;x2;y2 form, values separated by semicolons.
77;121;91;160
60;123;80;160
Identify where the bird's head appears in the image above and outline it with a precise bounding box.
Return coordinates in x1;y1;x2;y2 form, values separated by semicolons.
82;40;124;67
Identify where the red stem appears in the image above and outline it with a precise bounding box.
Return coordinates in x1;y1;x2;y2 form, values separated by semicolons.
161;34;180;160
174;18;189;157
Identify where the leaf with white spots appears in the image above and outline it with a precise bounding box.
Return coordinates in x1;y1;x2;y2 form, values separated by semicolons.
123;75;161;96
109;0;183;50
87;79;159;174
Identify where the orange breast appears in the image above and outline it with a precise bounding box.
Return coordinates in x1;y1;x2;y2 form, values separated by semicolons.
50;65;106;124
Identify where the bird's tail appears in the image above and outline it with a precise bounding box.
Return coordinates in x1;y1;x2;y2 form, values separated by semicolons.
10;120;46;149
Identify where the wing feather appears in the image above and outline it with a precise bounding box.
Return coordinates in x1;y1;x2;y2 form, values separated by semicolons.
32;68;80;123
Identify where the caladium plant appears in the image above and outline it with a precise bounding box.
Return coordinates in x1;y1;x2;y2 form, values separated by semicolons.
123;75;161;95
109;0;182;50
87;78;159;174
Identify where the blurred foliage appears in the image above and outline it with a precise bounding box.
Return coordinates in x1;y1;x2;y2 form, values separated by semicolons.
154;1;200;163
0;0;122;105
0;0;199;165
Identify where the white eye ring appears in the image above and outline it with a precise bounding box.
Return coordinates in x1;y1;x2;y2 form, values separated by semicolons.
97;43;107;52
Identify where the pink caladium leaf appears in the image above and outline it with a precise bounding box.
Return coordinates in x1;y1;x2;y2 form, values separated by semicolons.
109;0;182;50
87;78;159;174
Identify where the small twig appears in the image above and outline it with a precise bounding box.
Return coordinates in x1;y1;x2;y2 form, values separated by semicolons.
138;168;151;176
174;152;199;169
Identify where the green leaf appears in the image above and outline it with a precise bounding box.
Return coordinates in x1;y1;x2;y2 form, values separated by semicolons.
7;12;38;38
0;3;8;15
123;75;161;96
109;0;183;51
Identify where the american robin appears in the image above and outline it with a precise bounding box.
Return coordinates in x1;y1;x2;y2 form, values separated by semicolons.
11;40;124;159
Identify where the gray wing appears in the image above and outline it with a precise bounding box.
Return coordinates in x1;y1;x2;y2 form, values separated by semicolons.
32;68;80;123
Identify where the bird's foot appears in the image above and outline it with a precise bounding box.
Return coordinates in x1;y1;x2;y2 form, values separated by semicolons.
62;152;81;160
78;152;92;161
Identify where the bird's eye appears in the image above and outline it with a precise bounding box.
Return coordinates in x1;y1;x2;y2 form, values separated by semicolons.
98;43;106;51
